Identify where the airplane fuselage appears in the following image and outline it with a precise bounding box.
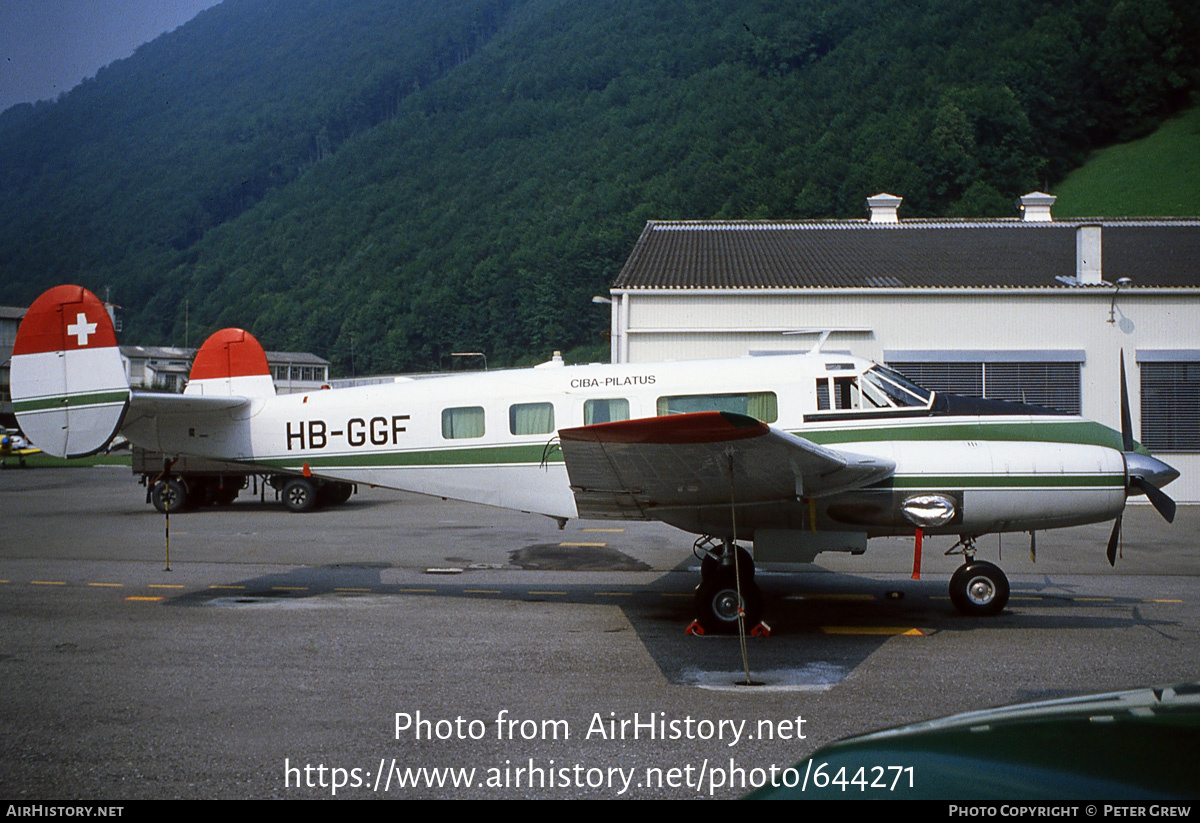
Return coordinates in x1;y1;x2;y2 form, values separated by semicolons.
122;353;1128;540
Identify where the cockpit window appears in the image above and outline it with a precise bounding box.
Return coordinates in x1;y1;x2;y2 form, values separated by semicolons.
863;365;932;407
815;366;933;413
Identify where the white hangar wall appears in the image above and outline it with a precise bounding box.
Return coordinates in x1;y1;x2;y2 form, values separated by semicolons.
610;287;1200;503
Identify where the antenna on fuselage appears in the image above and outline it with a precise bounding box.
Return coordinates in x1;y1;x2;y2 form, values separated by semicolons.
782;328;870;354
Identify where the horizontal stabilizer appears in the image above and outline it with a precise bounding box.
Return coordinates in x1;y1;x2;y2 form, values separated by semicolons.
10;285;130;457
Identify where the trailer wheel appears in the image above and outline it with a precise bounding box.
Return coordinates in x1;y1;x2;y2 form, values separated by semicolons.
151;478;188;513
320;481;354;506
282;478;318;513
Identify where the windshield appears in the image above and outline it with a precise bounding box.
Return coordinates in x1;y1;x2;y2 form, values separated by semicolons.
861;366;933;408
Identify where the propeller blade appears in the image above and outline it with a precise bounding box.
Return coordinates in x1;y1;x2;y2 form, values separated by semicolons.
1132;477;1177;523
1106;516;1122;566
1119;350;1134;453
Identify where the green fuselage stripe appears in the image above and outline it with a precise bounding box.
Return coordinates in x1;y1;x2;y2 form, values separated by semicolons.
251;443;562;470
240;417;1131;473
797;419;1125;450
883;474;1124;489
13;390;130;413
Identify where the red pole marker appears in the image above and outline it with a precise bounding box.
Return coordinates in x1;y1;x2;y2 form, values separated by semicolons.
911;528;923;580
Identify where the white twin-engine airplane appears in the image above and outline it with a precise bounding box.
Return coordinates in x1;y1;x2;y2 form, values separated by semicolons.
12;285;1181;632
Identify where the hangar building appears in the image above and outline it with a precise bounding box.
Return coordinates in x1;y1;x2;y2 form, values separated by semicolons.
606;193;1200;502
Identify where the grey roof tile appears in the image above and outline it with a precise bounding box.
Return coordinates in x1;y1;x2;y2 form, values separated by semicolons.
613;219;1200;290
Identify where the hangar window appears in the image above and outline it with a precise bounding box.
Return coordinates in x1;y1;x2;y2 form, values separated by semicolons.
887;353;1082;415
510;402;555;435
442;406;485;439
1139;359;1200;452
584;398;630;425
656;392;778;423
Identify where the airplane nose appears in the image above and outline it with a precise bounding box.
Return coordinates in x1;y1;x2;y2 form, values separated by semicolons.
1125;451;1180;490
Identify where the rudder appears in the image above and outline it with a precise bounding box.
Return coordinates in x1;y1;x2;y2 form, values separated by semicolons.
10;285;130;457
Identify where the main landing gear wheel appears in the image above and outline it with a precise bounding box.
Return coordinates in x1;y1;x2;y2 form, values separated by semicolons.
694;572;764;634
699;545;755;582
282;478;318;512
949;561;1009;616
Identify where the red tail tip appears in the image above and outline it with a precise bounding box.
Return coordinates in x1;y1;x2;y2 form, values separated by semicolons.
190;328;270;380
13;285;119;355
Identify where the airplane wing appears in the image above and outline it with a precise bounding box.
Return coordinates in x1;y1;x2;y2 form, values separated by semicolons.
558;411;894;520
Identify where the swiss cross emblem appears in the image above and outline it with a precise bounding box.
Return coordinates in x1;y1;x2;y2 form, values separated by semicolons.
66;312;98;346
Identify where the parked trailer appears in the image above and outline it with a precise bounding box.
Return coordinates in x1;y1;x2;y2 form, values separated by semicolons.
132;447;354;513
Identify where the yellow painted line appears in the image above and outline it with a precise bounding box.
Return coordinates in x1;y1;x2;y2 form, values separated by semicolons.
527;590;567;595
581;528;625;533
272;586;308;591
1146;598;1183;603
125;596;164;602
209;585;245;590
596;591;631;597
662;593;691;598
397;588;436;593
1073;597;1114;602
821;626;927;636
785;593;875;601
31;580;66;586
334;587;373;592
87;582;124;588
559;542;607;547
148;584;184;589
0;579;10;584
463;589;502;594
1010;596;1044;601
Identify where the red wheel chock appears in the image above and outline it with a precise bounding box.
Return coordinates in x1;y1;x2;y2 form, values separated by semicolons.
685;620;773;637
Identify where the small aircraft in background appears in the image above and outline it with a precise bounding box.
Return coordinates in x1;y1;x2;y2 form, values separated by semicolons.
1;428;40;468
10;285;1179;631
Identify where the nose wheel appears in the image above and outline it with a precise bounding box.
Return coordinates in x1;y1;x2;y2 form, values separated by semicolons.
949;560;1009;616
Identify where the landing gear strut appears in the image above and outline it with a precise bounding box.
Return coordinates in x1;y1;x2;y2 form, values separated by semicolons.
945;536;1010;616
693;537;763;633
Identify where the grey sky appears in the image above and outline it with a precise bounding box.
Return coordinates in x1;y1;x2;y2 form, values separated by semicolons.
0;0;222;112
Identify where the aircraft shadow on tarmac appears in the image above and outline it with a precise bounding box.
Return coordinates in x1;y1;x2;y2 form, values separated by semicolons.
162;550;1181;691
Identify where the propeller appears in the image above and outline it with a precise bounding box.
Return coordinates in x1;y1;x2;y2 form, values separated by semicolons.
1107;351;1179;565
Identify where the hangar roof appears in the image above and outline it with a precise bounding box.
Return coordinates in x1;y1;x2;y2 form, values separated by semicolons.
612;219;1200;290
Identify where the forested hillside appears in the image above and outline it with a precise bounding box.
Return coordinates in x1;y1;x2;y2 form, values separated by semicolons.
1;0;1197;373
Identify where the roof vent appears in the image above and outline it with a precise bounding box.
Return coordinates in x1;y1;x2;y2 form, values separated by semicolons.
866;193;902;224
1019;191;1056;222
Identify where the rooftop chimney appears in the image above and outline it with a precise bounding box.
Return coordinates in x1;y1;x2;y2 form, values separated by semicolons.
867;193;902;224
1076;224;1103;284
1019;191;1056;222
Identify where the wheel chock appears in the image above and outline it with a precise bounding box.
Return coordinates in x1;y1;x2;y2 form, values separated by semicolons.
685;620;706;635
750;622;772;637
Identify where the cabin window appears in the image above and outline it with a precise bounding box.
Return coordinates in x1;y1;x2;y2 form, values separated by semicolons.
509;402;555;435
442;406;485;439
584;398;630;425
1140;361;1200;452
656;392;778;424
